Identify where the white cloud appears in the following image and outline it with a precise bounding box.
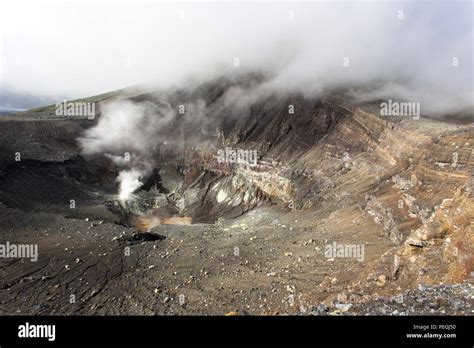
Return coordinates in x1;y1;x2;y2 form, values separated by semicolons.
0;0;472;115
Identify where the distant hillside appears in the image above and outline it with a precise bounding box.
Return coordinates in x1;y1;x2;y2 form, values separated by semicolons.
0;89;123;117
13;89;123;115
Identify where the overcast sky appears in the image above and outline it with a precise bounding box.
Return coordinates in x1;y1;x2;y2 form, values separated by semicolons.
0;0;472;114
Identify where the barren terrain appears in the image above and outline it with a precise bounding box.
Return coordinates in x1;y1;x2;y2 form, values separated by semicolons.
0;76;472;315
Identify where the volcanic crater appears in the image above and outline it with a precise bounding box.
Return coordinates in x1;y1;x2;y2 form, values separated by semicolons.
0;74;472;315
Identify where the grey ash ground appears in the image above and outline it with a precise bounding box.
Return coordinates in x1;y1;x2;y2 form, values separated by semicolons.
0;76;472;315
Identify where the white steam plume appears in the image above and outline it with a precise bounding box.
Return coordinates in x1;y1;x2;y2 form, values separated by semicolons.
117;169;145;202
78;100;175;201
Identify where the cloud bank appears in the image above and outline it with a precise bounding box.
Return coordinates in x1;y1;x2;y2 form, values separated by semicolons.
1;0;472;115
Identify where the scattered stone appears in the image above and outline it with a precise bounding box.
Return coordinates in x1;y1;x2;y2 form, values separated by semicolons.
376;275;386;286
337;293;348;303
394;294;404;304
335;303;352;312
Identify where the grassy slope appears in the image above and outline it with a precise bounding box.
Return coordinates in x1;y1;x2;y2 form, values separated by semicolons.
11;89;123;115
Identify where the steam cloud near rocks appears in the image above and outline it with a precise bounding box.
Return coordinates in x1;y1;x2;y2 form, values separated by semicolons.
78;96;212;200
78;100;175;201
116;168;146;202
